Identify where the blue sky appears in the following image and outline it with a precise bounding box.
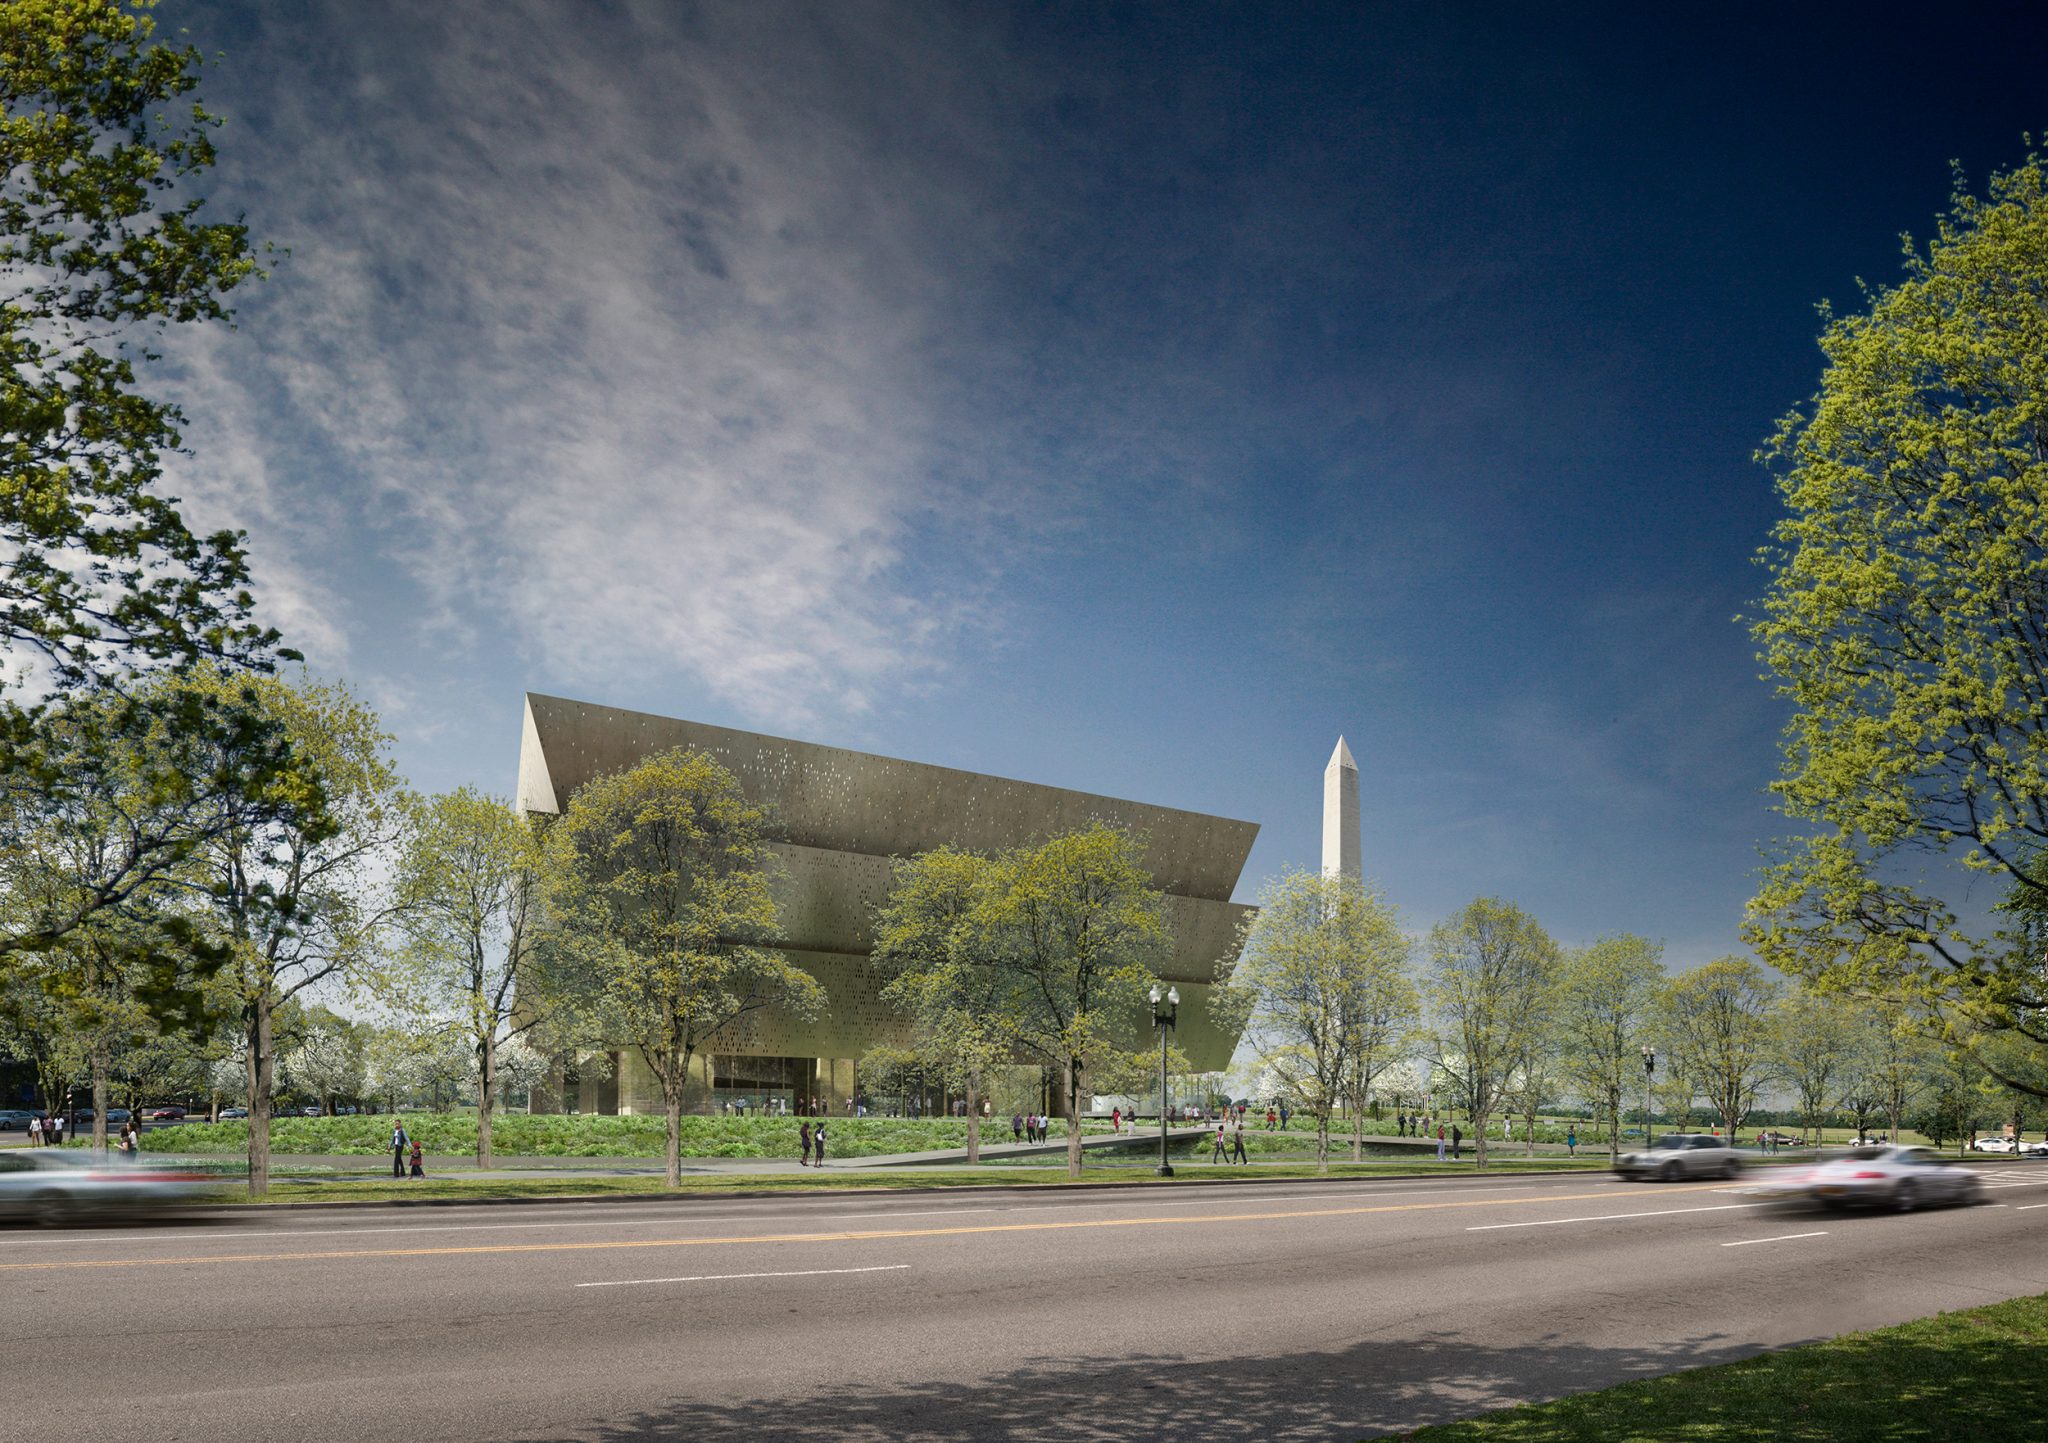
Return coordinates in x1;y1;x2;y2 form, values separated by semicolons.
159;1;2048;966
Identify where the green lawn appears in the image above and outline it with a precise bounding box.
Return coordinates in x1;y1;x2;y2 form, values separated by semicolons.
141;1111;1084;1159
1392;1292;2048;1442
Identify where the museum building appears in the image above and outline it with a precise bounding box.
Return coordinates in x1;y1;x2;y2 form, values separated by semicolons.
516;693;1259;1116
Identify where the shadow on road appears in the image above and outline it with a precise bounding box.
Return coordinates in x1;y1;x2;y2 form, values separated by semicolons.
525;1330;1786;1442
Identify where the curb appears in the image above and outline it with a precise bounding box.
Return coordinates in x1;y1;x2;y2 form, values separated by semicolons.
199;1164;1616;1212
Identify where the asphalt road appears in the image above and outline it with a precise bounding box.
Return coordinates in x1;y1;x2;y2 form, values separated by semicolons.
7;1164;2048;1442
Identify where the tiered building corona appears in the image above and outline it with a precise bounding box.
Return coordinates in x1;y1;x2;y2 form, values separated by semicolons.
516;693;1261;1115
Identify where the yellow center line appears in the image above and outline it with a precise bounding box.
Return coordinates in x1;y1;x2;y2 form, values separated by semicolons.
0;1184;1714;1273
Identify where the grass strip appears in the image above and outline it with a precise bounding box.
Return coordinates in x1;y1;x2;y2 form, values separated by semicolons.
208;1157;1611;1205
1391;1291;2048;1442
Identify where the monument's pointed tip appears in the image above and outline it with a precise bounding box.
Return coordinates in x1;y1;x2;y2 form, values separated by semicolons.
1328;735;1357;770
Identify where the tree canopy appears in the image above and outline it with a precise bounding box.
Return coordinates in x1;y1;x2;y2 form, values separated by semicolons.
1748;150;2048;1085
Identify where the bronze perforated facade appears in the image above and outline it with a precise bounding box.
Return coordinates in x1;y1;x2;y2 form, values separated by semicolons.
517;693;1258;1114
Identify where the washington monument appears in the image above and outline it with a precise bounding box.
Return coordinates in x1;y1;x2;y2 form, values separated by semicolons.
1323;736;1360;881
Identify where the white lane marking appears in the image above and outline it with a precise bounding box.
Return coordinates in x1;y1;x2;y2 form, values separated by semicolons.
2;1179;1600;1249
577;1264;911;1289
1468;1202;1764;1232
2016;1203;2048;1211
1722;1231;1828;1247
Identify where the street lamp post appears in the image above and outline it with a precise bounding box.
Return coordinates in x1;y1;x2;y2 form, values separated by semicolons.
1640;1046;1656;1149
1151;984;1179;1177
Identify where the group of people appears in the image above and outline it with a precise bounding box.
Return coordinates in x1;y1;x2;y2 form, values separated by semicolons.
1210;1121;1251;1164
797;1120;829;1165
1011;1112;1050;1143
23;1114;66;1146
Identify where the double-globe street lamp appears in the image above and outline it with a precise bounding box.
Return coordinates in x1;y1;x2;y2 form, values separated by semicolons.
1640;1045;1656;1147
1150;984;1179;1177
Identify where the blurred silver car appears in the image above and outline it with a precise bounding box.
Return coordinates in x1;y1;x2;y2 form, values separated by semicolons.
0;1151;210;1226
1743;1144;1983;1211
1617;1133;1744;1181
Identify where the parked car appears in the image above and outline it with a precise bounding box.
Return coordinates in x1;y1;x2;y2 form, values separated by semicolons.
1970;1136;2017;1154
103;1109;131;1125
0;1110;34;1132
0;1151;209;1225
148;1106;186;1122
1616;1133;1744;1181
1744;1144;1984;1211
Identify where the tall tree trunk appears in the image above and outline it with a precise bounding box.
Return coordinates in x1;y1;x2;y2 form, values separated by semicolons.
1316;1109;1331;1174
91;1044;109;1150
1474;1111;1489;1171
1608;1087;1620;1165
965;1077;981;1164
246;999;274;1197
477;1032;496;1169
1064;1057;1083;1179
662;1047;690;1189
1524;1102;1536;1159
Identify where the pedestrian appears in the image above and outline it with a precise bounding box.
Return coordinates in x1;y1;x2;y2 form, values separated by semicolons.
51;1113;63;1146
799;1120;813;1166
1112;1106;1122;1135
1436;1123;1446;1162
1212;1123;1227;1163
1452;1124;1463;1161
409;1140;425;1179
390;1118;410;1179
813;1122;828;1166
1566;1127;1577;1158
26;1114;39;1147
1011;1112;1023;1143
1265;1107;1277;1131
1231;1122;1249;1165
119;1119;139;1162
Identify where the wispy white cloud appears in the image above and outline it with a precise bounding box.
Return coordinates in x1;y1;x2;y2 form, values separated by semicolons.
162;0;1053;724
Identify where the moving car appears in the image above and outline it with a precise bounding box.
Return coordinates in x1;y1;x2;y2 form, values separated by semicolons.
0;1151;210;1226
219;1107;248;1120
148;1106;186;1122
1756;1130;1802;1148
0;1110;33;1132
1616;1134;1744;1181
1970;1136;2017;1154
1743;1144;1984;1211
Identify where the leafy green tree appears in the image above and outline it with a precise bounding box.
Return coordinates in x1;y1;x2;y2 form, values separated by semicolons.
969;823;1172;1179
0;2;293;966
1425;898;1560;1170
1747;150;2048;1087
1659;958;1779;1140
1773;994;1859;1144
1909;1046;1986;1153
1220;870;1415;1171
1554;935;1664;1163
870;846;1013;1162
385;788;569;1165
175;669;403;1195
0;0;275;681
546;748;823;1188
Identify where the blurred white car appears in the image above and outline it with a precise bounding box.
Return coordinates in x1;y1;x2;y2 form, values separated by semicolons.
1616;1134;1744;1181
1971;1137;2017;1154
1743;1145;1983;1211
0;1151;209;1226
